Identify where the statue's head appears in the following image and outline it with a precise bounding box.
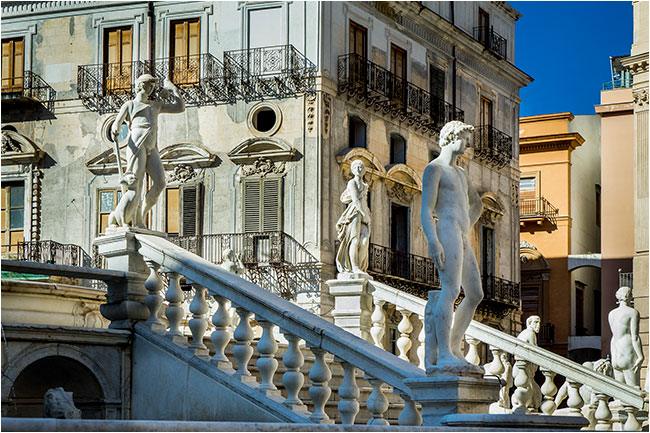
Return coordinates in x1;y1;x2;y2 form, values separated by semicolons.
135;74;159;95
439;120;474;150
223;248;235;262
350;159;366;177
615;286;633;304
526;315;541;333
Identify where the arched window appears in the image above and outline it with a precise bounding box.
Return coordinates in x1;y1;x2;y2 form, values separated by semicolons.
390;134;406;164
348;116;366;148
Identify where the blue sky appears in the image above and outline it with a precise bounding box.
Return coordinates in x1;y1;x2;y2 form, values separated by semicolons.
511;1;633;116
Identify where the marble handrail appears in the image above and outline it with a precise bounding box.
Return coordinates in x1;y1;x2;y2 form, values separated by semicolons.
367;280;646;410
135;233;425;394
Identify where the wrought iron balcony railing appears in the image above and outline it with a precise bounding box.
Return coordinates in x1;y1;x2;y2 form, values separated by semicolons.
520;197;559;228
473;26;507;60
144;53;230;106
168;231;320;300
337;53;464;134
473;125;513;167
367;243;440;298
77;60;146;114
481;274;521;309
1;70;56;111
224;44;317;102
602;77;633;90
1;240;92;268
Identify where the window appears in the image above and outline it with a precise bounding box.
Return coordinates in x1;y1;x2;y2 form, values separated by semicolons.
103;27;132;93
170;18;200;86
1;182;25;250
2;37;24;92
390;203;409;253
480;96;492;127
348;116;366;148
478;8;490;46
165;184;203;236
349;21;367;58
481;226;495;277
575;282;585;336
390;44;407;106
248;7;283;49
595;184;601;227
521;284;541;322
98;189;122;235
429;65;446;126
520;176;537;200
243;178;282;233
390;134;406;165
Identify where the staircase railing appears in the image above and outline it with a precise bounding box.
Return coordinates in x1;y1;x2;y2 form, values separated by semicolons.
365;280;646;429
134;233;425;425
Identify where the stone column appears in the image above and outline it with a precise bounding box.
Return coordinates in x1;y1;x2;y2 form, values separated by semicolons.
326;275;373;342
94;229;163;329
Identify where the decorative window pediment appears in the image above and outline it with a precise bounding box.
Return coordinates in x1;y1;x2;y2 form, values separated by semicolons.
520;240;550;270
479;192;505;226
228;137;297;165
86;148;129;175
336;148;386;186
385;164;422;204
1;129;44;165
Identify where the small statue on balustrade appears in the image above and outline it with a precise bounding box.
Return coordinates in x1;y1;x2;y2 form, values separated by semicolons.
107;73;185;230
219;248;245;276
608;286;644;388
421;120;483;371
335;159;371;276
513;315;542;411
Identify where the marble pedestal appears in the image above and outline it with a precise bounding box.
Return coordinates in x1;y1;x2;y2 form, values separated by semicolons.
94;227;166;329
326;273;373;342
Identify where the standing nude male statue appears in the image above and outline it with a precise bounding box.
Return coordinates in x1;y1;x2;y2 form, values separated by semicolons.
608;286;644;387
421;120;483;369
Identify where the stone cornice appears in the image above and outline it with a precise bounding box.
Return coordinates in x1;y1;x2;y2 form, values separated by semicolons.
621;52;649;75
520;112;575;124
519;132;584;154
2;1;143;18
1;322;131;345
594;101;635;115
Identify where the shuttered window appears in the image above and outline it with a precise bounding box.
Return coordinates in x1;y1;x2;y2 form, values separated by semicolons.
103;27;132;93
2;182;25;251
166;184;202;236
390;44;407;107
170;18;200;85
2;37;24;92
243;178;282;233
429;65;446;126
349;21;367;58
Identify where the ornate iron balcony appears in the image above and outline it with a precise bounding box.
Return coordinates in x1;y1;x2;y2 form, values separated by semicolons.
2;240;92;268
538;322;555;345
169;231;320;300
367;243;440;298
520;197;559;229
473;125;513;168
1;70;56;111
337;53;463;135
144;53;230;106
473;26;507;60
481;274;521;310
77;60;146;114
224;44;316;102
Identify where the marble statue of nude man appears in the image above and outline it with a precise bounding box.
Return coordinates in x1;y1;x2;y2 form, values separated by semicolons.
608;286;644;387
421;120;483;369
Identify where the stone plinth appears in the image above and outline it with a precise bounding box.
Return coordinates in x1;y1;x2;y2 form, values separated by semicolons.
403;374;500;426
327;274;372;342
94;228;166;329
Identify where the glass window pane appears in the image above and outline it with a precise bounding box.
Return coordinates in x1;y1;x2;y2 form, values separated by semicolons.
9;208;23;229
520;177;536;191
100;191;115;213
9;185;24;207
9;230;23;245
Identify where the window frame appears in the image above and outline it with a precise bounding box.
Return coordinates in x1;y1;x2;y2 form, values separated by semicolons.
390;133;407;165
164;182;203;237
102;26;133;94
242;176;283;233
97;188;122;236
348;115;367;149
2;37;24;93
1;181;26;251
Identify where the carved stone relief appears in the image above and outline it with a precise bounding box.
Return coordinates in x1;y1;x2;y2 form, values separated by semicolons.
167;163;197;183
306;93;316;134
2;130;22;153
241;157;286;177
323;93;332;137
386;182;412;204
633;88;649;109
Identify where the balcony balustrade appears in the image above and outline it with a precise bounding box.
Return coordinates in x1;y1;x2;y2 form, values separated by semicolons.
1;239;92;268
337;53;464;134
481;274;521;309
473;26;508;60
77;60;146;113
1;70;56;111
618;270;633;289
520;197;559;231
473;124;513;167
224;44;316;102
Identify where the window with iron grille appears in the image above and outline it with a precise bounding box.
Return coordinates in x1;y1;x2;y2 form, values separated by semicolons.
165;183;203;236
2;37;24;93
170;18;200;86
243;178;282;233
103;27;132;93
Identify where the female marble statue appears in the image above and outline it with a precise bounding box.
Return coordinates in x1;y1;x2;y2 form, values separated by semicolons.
335;159;371;275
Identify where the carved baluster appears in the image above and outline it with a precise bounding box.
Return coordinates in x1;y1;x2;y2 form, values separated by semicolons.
593;393;612;431
396;391;421;426
370;299;386;349
144;260;165;331
308;347;333;424
623;405;641;431
396;310;413;361
484;347;504;376
256;319;280;397
210;295;233;370
566;380;584;416
365;375;390;425
188;283;209;356
232;307;256;384
336;357;359;425
417;315;425;369
281;332;308;413
511;359;531;413
164;272;187;344
539;368;557;415
464;336;481;365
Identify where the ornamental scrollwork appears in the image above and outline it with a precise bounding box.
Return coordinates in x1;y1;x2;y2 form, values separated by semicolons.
386;182;412;203
167;163;197;183
633;88;649;109
2;130;22;153
242;157;286;177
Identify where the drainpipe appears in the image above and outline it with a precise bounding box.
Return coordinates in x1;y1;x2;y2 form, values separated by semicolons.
148;2;155;70
450;3;457;112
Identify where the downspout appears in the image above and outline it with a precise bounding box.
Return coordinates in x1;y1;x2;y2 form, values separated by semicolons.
148;2;155;68
450;3;457;111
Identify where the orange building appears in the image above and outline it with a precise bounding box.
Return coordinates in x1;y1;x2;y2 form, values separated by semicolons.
519;112;602;361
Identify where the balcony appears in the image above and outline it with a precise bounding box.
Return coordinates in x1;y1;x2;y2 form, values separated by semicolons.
77;60;146;114
473;125;513;167
337;53;464;135
602;78;633;90
224;44;317;102
144;53;230;106
478;274;521;317
520;197;559;232
473;26;507;60
168;231;320;300
1;240;92;267
1;70;56;111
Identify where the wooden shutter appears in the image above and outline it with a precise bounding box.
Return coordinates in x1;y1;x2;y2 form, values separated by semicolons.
390;44;407;107
171;19;200;85
166;187;180;235
2;38;24;92
349;21;367;58
243;178;282;233
429;66;445;101
180;183;202;236
262;178;281;232
104;28;131;92
244;180;261;232
480;96;492;127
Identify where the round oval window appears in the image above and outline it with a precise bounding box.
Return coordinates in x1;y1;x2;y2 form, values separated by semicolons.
253;107;277;133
